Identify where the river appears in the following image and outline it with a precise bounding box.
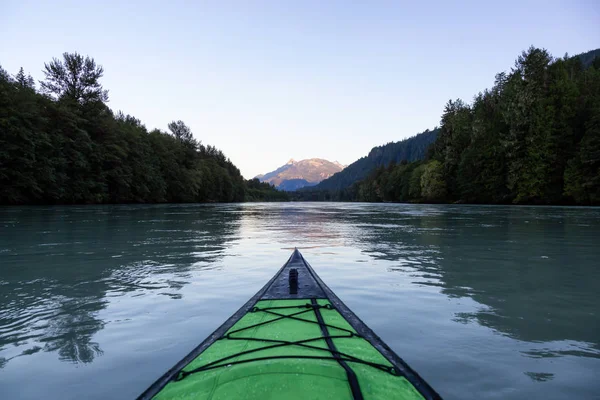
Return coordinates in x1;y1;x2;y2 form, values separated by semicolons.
1;203;599;399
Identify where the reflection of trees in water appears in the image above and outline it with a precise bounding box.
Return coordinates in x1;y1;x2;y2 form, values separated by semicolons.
42;297;106;363
0;204;241;368
237;204;347;246
348;205;600;355
0;272;110;367
0;284;106;367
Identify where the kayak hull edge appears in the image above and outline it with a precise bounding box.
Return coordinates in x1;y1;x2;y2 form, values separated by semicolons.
136;249;442;400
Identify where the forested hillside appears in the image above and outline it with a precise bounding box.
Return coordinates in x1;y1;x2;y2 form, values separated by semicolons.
0;53;285;204
4;48;597;206
579;48;600;68
311;128;439;191
353;47;600;205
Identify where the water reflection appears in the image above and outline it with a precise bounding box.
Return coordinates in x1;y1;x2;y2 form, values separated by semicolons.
232;203;600;359
42;296;106;363
0;205;241;368
1;203;599;400
344;205;600;358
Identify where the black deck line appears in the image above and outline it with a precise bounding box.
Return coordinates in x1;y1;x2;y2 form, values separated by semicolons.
135;251;296;400
311;298;363;400
136;249;442;400
299;251;442;400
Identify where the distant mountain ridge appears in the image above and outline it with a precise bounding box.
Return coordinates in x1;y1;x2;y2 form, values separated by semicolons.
257;158;346;191
311;128;439;191
578;48;600;68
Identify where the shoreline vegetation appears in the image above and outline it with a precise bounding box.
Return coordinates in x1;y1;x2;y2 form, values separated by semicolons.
294;47;600;206
0;53;287;205
2;47;599;206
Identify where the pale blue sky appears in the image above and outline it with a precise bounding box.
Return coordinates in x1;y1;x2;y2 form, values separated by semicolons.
1;1;598;178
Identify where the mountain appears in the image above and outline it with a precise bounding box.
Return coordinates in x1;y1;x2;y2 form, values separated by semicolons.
323;46;600;205
577;48;600;68
311;128;439;191
257;158;346;191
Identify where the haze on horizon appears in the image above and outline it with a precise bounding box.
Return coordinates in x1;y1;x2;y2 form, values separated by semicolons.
1;1;598;178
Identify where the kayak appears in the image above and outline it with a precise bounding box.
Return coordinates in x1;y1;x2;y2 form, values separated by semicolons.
137;249;441;400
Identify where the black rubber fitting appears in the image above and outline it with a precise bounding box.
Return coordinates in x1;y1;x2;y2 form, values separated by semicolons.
289;268;298;294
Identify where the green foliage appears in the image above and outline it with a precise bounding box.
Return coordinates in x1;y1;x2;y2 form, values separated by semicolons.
408;164;425;200
14;67;35;90
295;46;600;205
245;178;290;201
312;128;439;191
0;54;287;205
293;128;438;201
40;52;109;104
338;46;600;205
3;46;598;206
577;49;600;69
436;99;472;198
420;160;446;202
564;106;600;204
168;120;196;146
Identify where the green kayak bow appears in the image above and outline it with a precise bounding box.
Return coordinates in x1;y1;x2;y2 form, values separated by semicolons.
137;249;441;400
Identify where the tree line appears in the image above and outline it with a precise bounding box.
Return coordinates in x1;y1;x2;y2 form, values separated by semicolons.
3;47;597;206
314;47;599;205
0;53;287;204
311;128;439;192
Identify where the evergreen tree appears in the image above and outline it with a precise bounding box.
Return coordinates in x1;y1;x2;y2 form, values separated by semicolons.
0;55;287;205
40;52;108;104
319;46;600;205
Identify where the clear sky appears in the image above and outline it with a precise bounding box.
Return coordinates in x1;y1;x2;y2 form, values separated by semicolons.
1;1;599;178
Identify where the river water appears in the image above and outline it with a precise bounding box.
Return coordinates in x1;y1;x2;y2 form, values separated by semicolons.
0;203;599;399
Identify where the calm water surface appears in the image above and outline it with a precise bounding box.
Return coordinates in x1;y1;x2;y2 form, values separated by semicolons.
1;203;599;399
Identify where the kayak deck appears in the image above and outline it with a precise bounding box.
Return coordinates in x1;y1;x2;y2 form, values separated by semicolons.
138;250;441;400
